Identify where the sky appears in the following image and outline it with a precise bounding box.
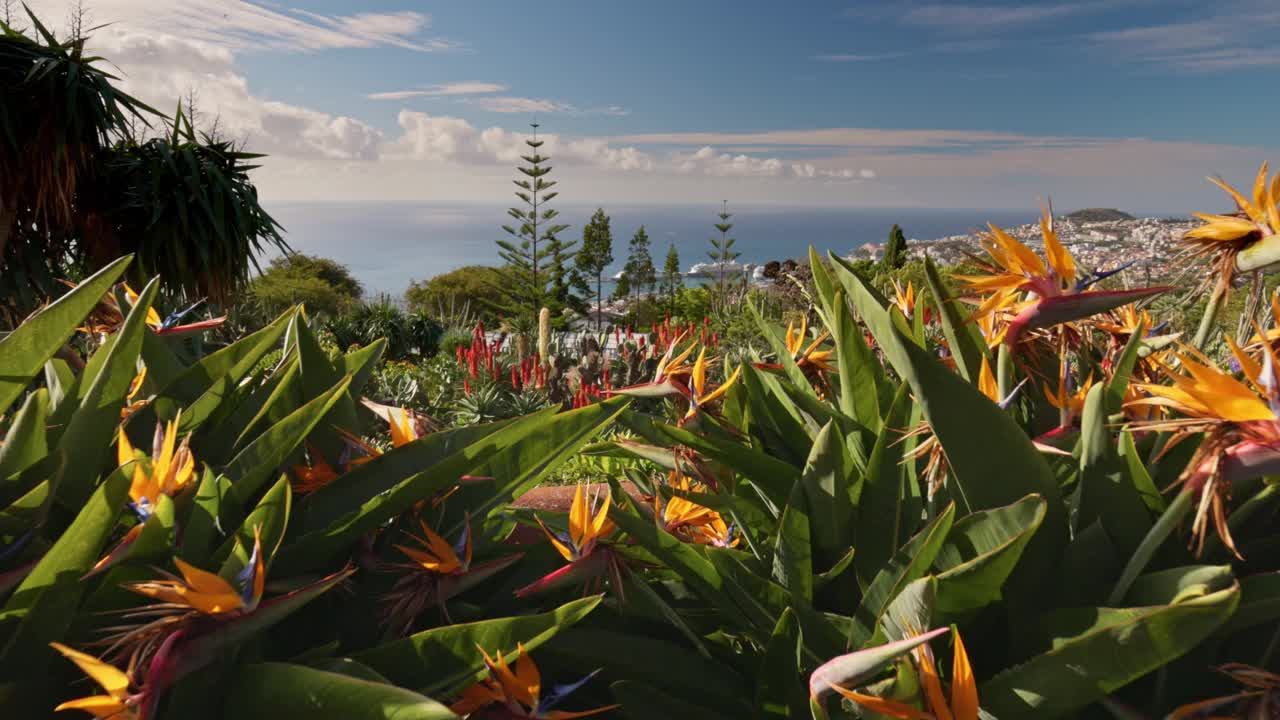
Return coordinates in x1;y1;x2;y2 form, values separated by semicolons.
17;0;1280;212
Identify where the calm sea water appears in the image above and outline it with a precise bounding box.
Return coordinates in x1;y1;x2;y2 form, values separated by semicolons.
265;203;1050;297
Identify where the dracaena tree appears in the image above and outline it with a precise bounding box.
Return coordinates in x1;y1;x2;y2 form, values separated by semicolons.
0;12;286;323
496;123;575;322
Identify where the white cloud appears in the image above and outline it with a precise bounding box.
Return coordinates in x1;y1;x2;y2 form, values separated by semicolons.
460;96;577;114
88;26;382;161
368;82;509;100
1084;5;1280;71
677;147;784;177
791;163;876;180
24;0;458;53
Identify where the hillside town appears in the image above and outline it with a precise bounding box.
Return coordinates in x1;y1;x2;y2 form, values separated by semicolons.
850;212;1199;282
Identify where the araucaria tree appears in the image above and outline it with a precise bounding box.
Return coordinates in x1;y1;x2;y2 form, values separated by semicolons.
496;122;574;320
625;225;656;303
708;200;740;298
575;208;613;331
660;242;683;312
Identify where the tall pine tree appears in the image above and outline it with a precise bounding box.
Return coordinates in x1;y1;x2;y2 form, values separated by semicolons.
660;242;683;312
496;123;576;320
708;200;740;298
575;208;613;331
626;225;656;303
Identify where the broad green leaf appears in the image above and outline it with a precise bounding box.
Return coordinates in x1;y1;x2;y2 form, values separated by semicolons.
0;479;51;534
756;609;808;720
933;494;1046;615
0;256;130;414
854;384;913;589
612;680;741;720
354;596;600;696
741;364;813;467
809;626;951;702
155;307;295;410
981;573;1240;718
1077;384;1150;556
543;628;752;713
223;663;458;719
42;358;76;412
0;389;48;485
442;397;630;537
851;503;955;648
774;479;814;602
799;420;852;553
809;247;881;431
218;475;290;581
1118;430;1164;513
836;257;1068;599
54;278;158;507
221;374;351;520
1104;321;1146;416
182;467;229;563
0;464;131;677
923;256;987;383
299;419;518;534
1223;571;1280;634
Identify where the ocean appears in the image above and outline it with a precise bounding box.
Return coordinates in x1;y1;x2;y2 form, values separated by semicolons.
265;203;1056;297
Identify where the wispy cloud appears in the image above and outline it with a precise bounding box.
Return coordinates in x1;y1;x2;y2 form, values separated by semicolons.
1084;4;1280;71
813;52;907;62
461;96;576;114
900;2;1101;30
25;0;461;53
368;82;509;101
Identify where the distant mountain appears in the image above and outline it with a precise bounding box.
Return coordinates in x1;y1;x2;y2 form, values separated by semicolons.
1065;208;1135;222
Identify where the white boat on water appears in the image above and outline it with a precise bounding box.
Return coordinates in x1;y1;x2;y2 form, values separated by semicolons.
686;261;752;278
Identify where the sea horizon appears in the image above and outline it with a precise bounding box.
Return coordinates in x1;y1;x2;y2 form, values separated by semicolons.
266;202;1187;298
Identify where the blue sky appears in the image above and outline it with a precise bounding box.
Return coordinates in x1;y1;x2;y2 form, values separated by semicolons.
23;0;1280;210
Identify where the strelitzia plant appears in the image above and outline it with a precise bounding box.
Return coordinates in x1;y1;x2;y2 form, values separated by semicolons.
958;207;1167;348
450;643;618;719
1128;340;1280;557
654;472;738;547
516;485;623;598
1183;163;1280;346
383;514;522;632
822;627;978;720
49;642;141;719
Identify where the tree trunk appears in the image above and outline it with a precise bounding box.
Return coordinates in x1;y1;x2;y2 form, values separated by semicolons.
0;198;15;266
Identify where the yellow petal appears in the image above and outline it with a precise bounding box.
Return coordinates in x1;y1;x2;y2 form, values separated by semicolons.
389;408;416;448
49;643;130;700
513;644;541;708
1252;163;1269;222
977;355;998;402
54;694;132;718
1041;212;1076;281
697;363;741;407
173;557;240;598
1207;176;1263;223
692;347;709;397
589;487;613;539
950;632;979;720
569;484;588;549
537;517;576;563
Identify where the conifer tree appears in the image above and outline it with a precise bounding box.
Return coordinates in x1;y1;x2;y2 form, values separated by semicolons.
626;225;656;303
660;242;683;312
496;123;574;320
575;208;613;331
881;223;907;271
708;200;740;299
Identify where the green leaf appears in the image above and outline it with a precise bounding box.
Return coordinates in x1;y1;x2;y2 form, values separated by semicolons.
774;479;814;602
543;628;752;713
1118;430;1164;513
0;256;130;414
809;625;951;702
612;680;741;720
799;420;853;554
835;256;1068;599
0;463;131;677
221;374;352;520
854;384;914;589
0;389;49;485
756;609;809;720
1077;384;1151;556
1104;320;1146;416
223;663;458;720
850;503;955;648
54;278;158;507
442;397;630;536
923;256;987;383
155;307;295;410
1223;571;1280;634
809;248;882;431
181;467;229;563
353;596;601;696
980;572;1240;719
218;475;290;581
933;494;1047;615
